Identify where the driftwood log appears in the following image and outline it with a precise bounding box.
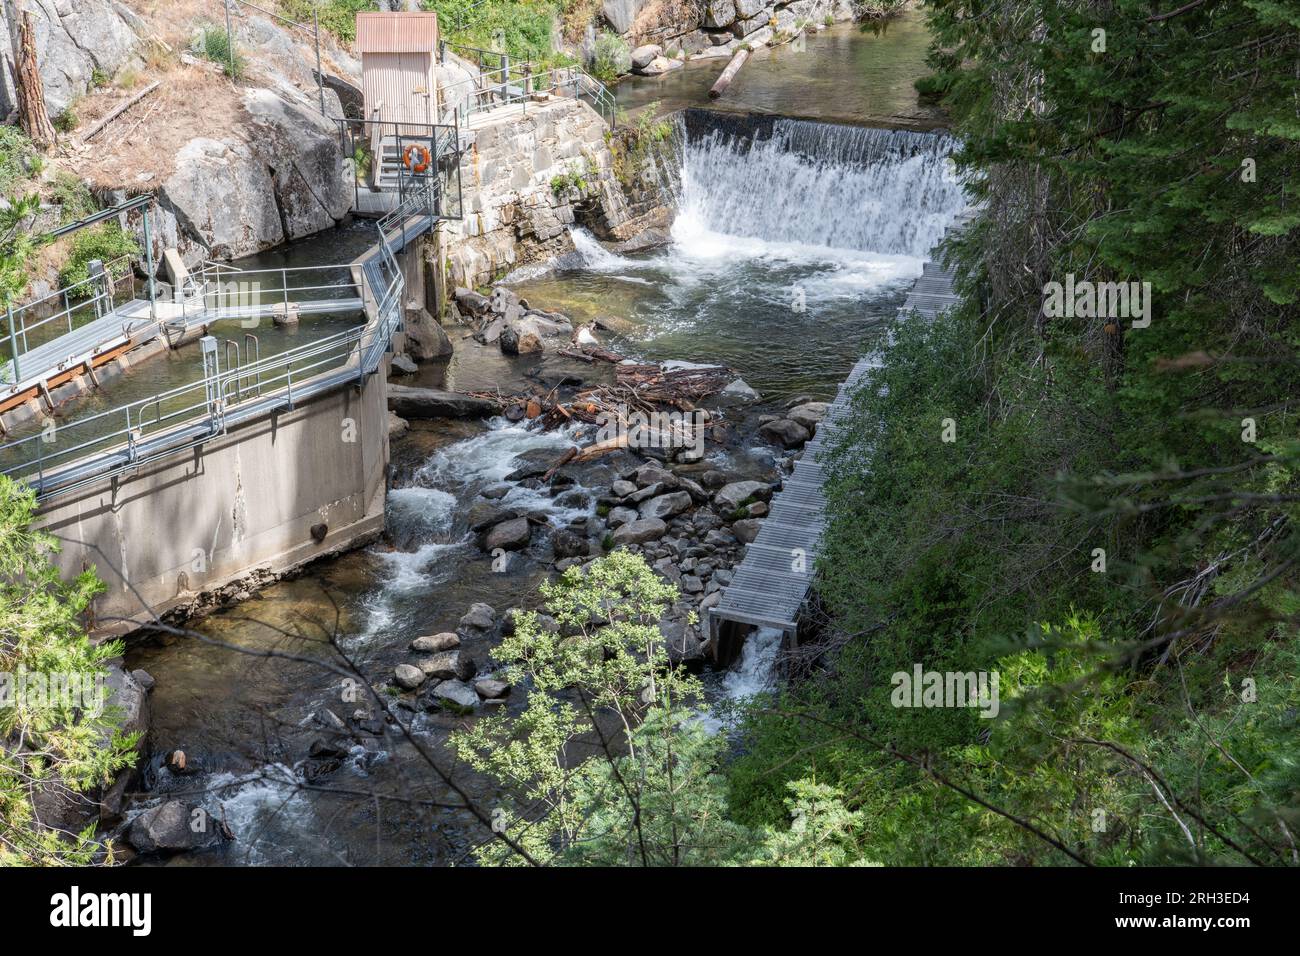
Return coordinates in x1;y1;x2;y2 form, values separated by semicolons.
82;81;161;142
709;48;749;99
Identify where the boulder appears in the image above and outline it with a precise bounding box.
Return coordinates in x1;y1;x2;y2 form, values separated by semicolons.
703;0;738;28
455;287;492;315
474;678;511;700
418;650;473;681
714;480;773;512
631;44;662;70
717;377;762;404
640;491;693;520
388;410;409;439
459;603;497;632
388;385;497;418
393;664;426;690
411;632;460;653
732;518;763;544
787;401;830;431
242;89;352;239
638;56;683;76
612;518;668;546
606;506;640;528
735;0;770;18
100;663;150;756
390;353;418;376
404;307;454;360
758;418;811;448
603;0;648;33
429;679;480;711
129;801;226;855
482;516;531;552
553;528;589;558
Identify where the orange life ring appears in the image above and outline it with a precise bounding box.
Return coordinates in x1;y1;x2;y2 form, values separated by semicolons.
403;144;432;174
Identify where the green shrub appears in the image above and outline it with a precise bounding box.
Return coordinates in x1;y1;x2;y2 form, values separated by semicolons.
0;126;35;193
49;172;95;224
58;224;139;290
200;25;245;78
590;31;631;83
53;105;79;133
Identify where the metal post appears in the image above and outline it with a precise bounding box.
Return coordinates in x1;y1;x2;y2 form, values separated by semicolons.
6;304;19;384
143;206;157;321
314;10;325;115
224;0;235;76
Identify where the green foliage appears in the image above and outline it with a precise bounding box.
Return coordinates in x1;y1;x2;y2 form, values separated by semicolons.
199;24;245;78
0;193;41;313
452;551;747;865
549;163;588;196
52;105;78;134
49;172;95;225
590;31;631;83
281;0;378;42
0;126;37;194
0;476;137;866
57;224;139;290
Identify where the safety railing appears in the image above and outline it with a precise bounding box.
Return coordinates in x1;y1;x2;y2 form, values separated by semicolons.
0;192;426;500
2;255;139;384
335;117;463;221
439;60;617;129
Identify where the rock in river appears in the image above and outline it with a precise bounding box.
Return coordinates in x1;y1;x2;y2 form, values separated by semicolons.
394;664;426;690
459;603;496;632
758;418;811;448
639;491;693;520
612;517;668;546
713;480;773;512
129;800;227;855
411;632;460;652
430;679;480;711
482;516;531;552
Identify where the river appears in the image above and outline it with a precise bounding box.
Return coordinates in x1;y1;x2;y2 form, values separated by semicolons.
119;12;964;866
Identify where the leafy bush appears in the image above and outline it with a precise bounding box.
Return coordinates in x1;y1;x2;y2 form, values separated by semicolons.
199;25;245;78
0;476;138;866
58;224;139;290
49;172;95;225
590;31;630;83
0;126;35;193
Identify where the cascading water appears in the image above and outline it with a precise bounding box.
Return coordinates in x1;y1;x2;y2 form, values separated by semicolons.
513;113;968;401
672;115;964;259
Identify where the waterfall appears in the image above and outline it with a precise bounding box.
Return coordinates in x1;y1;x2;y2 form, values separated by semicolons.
672;113;965;260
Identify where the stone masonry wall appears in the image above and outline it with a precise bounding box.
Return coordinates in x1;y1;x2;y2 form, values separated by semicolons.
444;98;633;291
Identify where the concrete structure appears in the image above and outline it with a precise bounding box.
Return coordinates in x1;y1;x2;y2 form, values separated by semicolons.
38;366;390;635
357;11;441;129
24;188;441;635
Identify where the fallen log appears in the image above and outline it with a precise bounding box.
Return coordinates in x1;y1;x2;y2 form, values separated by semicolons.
82;81;160;142
709;48;749;99
387;385;499;418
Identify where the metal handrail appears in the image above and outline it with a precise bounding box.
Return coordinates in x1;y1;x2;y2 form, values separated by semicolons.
440;61;617;128
0;188;429;499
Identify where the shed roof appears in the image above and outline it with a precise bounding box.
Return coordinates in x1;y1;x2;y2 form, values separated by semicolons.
355;12;440;53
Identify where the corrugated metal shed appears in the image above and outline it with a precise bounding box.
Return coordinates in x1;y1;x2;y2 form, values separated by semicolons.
355;12;440;53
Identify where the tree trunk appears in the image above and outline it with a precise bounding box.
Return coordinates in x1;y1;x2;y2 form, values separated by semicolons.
709;49;748;99
12;8;56;149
